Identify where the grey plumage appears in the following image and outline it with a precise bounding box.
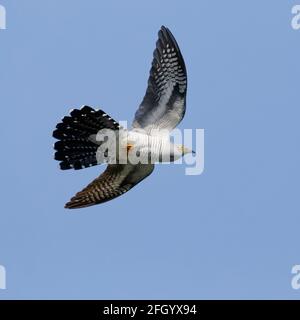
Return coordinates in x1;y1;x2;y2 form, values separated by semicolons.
133;26;187;131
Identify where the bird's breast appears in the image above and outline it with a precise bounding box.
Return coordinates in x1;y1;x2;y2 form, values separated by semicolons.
125;131;172;163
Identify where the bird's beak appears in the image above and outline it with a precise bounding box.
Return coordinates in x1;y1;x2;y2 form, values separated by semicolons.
183;147;195;155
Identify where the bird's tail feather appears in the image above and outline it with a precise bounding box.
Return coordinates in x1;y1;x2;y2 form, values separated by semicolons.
53;105;120;170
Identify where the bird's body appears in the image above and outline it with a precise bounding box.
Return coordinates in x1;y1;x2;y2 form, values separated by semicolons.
122;129;182;163
53;26;192;208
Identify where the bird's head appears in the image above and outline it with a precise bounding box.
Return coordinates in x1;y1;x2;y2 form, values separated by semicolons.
175;144;195;157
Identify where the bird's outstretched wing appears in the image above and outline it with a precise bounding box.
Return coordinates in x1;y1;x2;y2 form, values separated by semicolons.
132;26;187;132
65;163;154;209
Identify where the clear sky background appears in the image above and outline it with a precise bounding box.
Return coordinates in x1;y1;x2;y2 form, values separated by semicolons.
0;0;300;299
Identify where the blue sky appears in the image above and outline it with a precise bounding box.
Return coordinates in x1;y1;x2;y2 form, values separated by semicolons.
0;0;300;299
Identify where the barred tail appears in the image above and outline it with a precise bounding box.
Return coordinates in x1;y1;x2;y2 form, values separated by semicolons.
53;105;120;170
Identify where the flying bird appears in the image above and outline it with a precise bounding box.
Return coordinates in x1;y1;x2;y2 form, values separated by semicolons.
53;26;192;208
